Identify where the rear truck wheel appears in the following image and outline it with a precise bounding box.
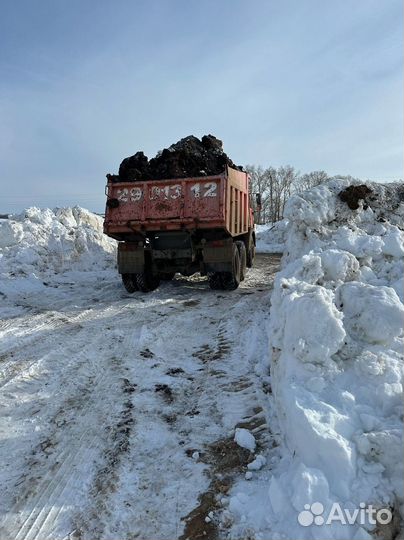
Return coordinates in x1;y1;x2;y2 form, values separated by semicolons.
208;272;223;290
122;273;138;293
247;244;255;268
236;241;247;281
221;243;241;291
136;271;160;292
160;272;176;281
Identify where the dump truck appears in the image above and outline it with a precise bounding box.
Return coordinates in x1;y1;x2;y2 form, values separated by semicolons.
103;166;256;292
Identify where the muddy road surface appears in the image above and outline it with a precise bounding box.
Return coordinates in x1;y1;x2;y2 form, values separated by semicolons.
0;253;281;540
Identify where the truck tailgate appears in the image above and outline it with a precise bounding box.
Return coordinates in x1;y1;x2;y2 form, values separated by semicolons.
105;176;225;231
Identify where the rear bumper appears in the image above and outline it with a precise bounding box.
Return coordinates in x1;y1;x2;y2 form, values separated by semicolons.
104;218;227;235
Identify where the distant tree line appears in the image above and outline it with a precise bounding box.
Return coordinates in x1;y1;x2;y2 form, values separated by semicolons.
246;165;351;223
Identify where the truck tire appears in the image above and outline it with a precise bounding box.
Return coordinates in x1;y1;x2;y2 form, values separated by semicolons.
208;272;223;290
236;241;247;281
122;273;138;293
247;244;255;268
221;244;241;290
136;272;160;292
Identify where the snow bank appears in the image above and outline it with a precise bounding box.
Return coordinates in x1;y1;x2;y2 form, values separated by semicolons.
255;220;288;253
0;207;116;278
267;179;404;538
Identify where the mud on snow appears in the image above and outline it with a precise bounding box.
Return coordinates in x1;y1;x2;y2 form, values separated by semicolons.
0;254;281;540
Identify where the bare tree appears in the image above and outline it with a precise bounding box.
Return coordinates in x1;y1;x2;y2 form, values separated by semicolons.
245;165;271;224
246;164;298;222
246;165;331;223
276;165;299;220
295;170;329;192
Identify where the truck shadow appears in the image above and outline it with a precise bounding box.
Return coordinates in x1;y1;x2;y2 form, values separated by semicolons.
164;253;282;294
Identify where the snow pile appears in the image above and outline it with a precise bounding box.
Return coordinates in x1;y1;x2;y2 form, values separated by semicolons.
255;220;288;253
265;179;404;539
0;207;116;277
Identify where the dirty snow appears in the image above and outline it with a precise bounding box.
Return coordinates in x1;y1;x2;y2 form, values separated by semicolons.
227;179;404;540
1;187;403;540
0;208;281;540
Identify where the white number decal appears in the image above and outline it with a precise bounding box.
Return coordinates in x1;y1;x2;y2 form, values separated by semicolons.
171;184;182;199
191;184;201;198
130;187;143;201
190;182;217;198
117;187;143;203
117;188;129;202
204;182;217;197
150;185;182;200
117;184;183;203
150;186;161;200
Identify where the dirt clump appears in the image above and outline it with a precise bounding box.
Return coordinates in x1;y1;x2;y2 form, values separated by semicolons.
155;383;173;401
116;134;242;182
338;184;373;210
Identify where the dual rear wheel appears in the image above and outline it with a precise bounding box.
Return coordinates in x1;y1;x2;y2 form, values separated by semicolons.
207;241;247;291
121;272;160;293
123;240;252;293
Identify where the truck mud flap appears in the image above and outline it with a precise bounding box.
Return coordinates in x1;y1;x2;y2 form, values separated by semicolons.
117;243;145;274
202;239;233;273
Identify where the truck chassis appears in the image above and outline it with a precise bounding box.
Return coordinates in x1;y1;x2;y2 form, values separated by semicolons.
104;167;256;291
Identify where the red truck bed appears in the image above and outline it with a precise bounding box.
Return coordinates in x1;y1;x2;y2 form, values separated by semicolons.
104;166;251;239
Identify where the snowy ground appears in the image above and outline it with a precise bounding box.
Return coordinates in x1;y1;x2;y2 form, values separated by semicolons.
1;184;403;540
255;221;287;254
0;217;281;540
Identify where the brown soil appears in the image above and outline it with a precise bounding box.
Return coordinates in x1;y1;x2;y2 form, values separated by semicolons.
179;437;253;540
116;135;242;182
338;184;373;210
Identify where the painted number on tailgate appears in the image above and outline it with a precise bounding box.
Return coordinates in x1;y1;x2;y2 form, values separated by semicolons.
117;187;143;202
116;182;217;204
190;182;217;198
150;185;182;200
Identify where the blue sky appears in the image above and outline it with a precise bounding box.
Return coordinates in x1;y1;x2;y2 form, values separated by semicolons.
0;0;402;212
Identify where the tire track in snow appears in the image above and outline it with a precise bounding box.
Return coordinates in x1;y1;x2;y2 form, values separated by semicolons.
0;303;130;389
0;300;145;540
1;360;108;538
0;255;281;540
0;294;166;540
86;283;272;539
0;354;130;540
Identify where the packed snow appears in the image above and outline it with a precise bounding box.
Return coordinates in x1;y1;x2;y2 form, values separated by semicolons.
227;179;404;540
255;220;288;253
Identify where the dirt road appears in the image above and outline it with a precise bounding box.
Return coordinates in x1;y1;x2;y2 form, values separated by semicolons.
0;254;281;540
